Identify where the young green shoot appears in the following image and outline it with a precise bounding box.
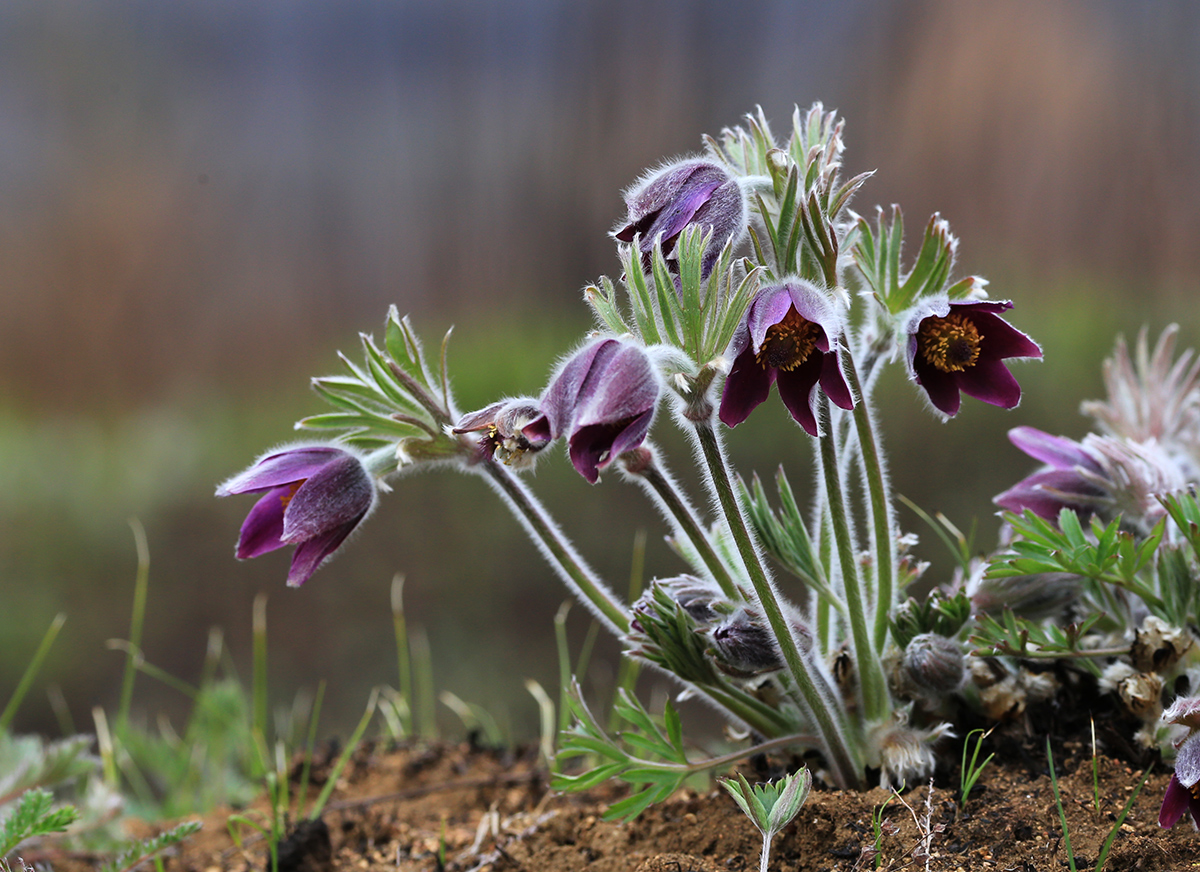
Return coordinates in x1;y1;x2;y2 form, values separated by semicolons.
524;679;556;766
718;768;812;872
1090;718;1101;815
960;728;995;810
1046;739;1077;872
117;519;150;734
390;573;415;737
868;792;898;870
0;614;66;733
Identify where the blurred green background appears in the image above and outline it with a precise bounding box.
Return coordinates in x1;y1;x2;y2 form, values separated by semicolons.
2;0;1198;742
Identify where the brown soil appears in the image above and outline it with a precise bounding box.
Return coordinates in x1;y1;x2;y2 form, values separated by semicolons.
44;729;1200;872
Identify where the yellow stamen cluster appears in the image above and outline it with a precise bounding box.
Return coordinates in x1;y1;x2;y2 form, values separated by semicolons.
279;481;304;508
757;307;821;372
918;312;983;373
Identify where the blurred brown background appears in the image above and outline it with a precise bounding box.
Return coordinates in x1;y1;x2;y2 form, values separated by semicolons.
2;0;1198;741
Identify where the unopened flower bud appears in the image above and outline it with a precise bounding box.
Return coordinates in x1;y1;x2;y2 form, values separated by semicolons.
1131;615;1193;673
901;633;965;696
710;610;781;677
612;158;747;278
970;572;1081;621
525;338;661;483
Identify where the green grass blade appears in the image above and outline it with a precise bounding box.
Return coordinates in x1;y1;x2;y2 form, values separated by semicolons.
1;613;66;732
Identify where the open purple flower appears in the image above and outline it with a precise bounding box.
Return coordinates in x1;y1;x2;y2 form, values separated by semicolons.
718;280;853;436
905;299;1041;417
217;445;376;587
612;158;746;277
995;425;1186;530
1160;707;1200;828
524;338;660;483
453;397;548;468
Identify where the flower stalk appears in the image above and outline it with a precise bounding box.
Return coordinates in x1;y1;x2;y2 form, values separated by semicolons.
692;417;861;788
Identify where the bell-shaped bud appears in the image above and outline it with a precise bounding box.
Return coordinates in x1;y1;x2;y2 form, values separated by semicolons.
525;338;661;483
613;158;747;278
217;444;378;587
710;609;781;677
453;398;548;468
708;608;811;678
900;633;965;697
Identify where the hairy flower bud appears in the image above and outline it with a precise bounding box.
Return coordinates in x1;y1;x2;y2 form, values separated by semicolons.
525;338;661;483
613;158;747;278
901;633;966;697
709;608;811;678
969;571;1081;621
217;444;377;587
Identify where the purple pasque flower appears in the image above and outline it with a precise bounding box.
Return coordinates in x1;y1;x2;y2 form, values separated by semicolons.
217;445;376;587
1160;703;1200;828
994;425;1186;529
718;280;854;436
453;397;548;468
524;337;661;484
612;158;746;277
905;299;1041;417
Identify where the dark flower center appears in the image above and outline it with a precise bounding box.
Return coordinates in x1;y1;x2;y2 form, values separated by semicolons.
918;312;983;373
757;306;820;372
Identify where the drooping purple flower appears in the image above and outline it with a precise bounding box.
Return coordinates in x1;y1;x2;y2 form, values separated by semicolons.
994;425;1186;530
905;299;1041;417
718;280;854;436
453;397;548;468
523;338;660;484
612;158;747;277
1160;723;1200;828
217;445;376;587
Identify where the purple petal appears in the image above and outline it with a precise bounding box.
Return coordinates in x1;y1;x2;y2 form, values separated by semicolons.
719;347;776;428
784;282;840;348
236;488;290;559
957;356;1022;409
282;454;374;543
643;178;723;252
572;343;658;430
569;411;654;484
994;469;1104;519
1008;427;1101;472
963;308;1042;360
746;286;796;351
218;447;345;496
1160;775;1193;828
775;356;824;436
286;518;361;587
1176;732;1200;790
537;339;619;439
820;352;855;410
912;356;963;417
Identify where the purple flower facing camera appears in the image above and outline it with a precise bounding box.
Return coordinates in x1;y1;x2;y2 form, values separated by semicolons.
906;299;1041;417
718;280;853;436
217;445;376;587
